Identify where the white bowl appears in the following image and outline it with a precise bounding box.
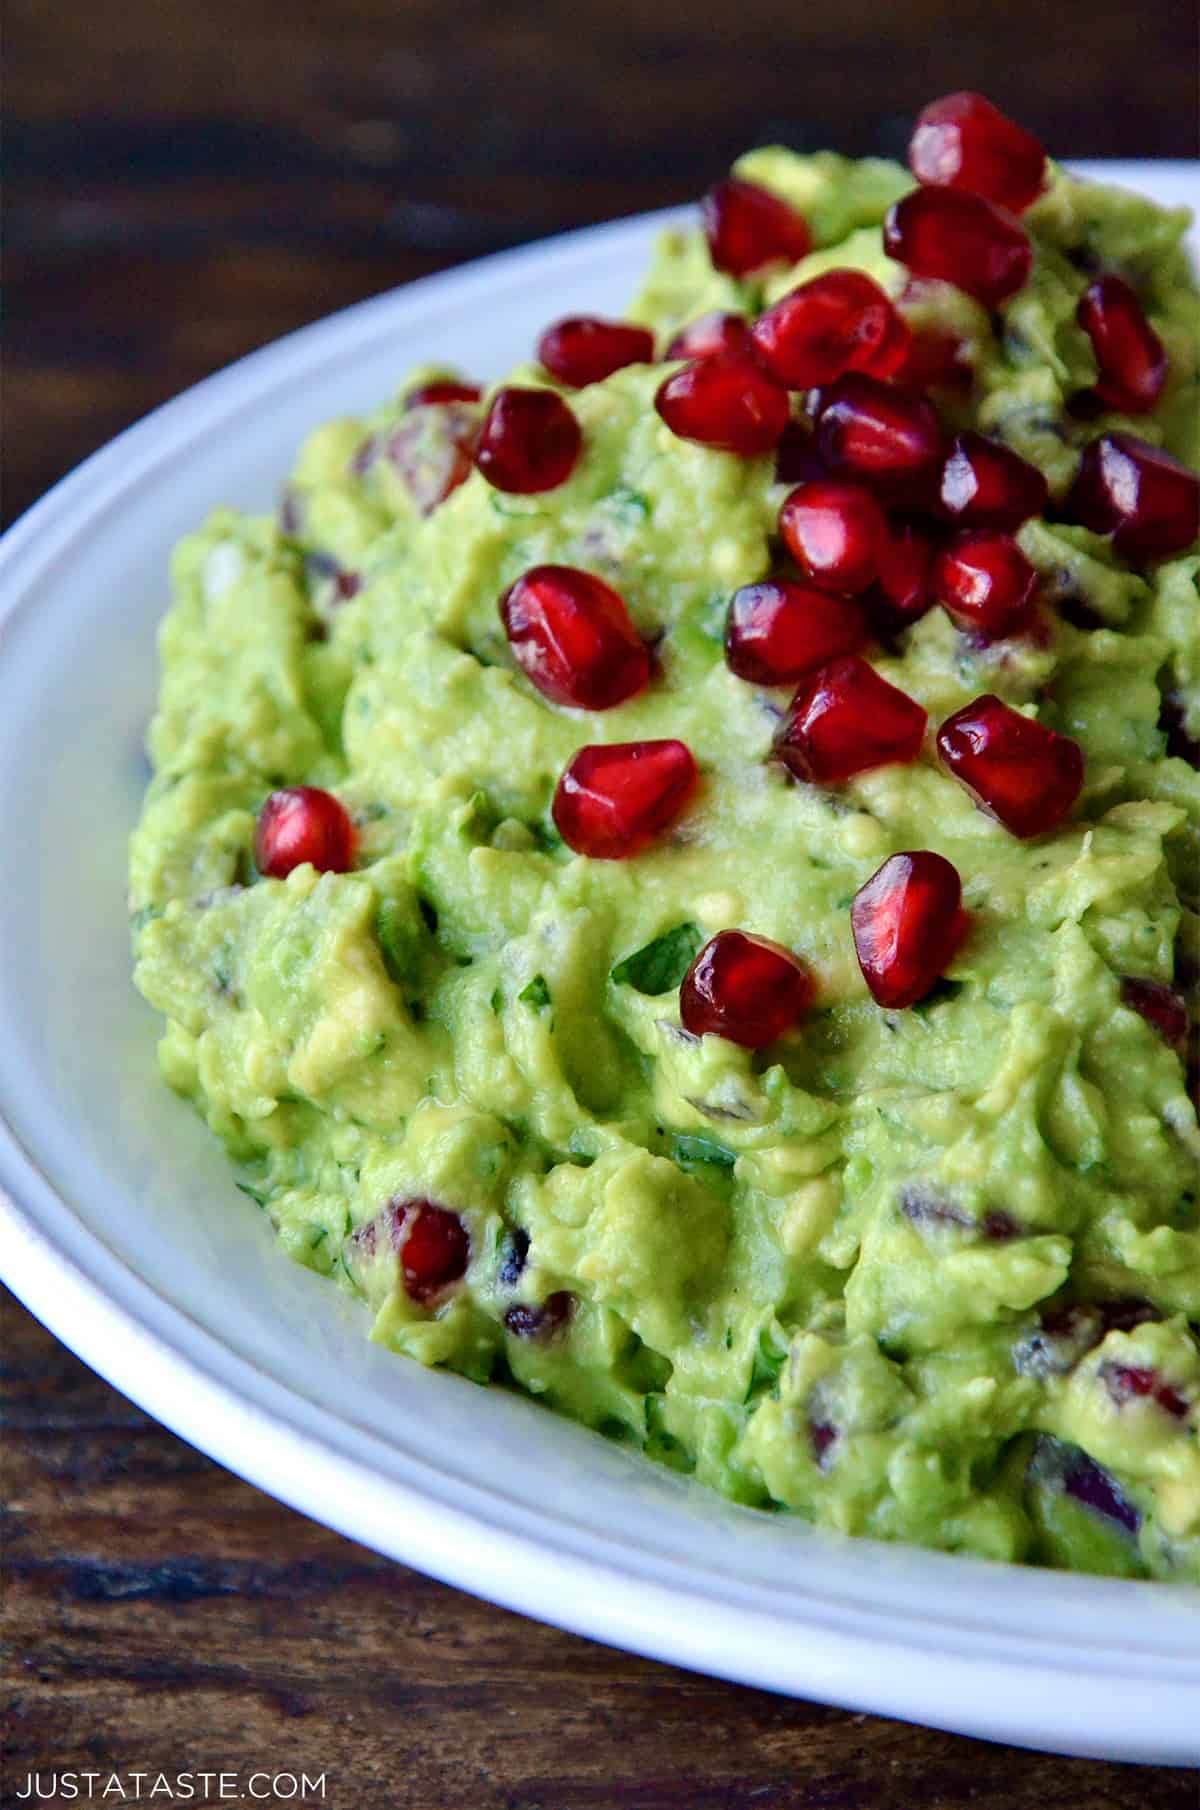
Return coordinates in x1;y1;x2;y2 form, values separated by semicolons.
2;163;1198;1764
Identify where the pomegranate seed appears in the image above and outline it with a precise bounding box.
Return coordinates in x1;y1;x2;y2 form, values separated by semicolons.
774;420;828;486
908;92;1046;215
851;850;966;1009
504;1291;575;1340
810;1420;838;1466
499;565;650;710
775;655;927;783
938;430;1049;529
476;386;582;494
863;521;936;635
725;577;868;684
655;353;789;456
1077;276;1167;415
404;380;482;407
937;695;1084;837
932;530;1039;639
665;312;754;360
552;739;697;859
1066;433;1200;564
701;176;812;277
815;373;943;490
778;479;890;594
680;930;813;1046
537;316;655;388
884;188;1032;306
1120;977;1189;1047
1016;1300;1166;1382
1096;1298;1166;1336
896;322;974;392
390;1199;470;1304
1102;1362;1189;1420
254;786;356;879
386;403;479;515
750;271;911;390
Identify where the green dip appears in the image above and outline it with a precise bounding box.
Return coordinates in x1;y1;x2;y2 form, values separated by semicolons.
130;145;1200;1581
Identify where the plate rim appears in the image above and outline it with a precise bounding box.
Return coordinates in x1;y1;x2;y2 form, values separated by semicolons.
2;162;1199;1765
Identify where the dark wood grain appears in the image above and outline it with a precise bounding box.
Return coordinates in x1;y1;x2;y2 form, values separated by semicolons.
5;4;1200;1800
4;1287;1199;1808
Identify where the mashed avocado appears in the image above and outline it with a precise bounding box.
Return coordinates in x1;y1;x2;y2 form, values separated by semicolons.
130;141;1200;1581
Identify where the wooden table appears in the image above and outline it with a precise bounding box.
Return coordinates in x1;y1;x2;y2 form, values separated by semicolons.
6;1288;1198;1807
5;3;1198;1801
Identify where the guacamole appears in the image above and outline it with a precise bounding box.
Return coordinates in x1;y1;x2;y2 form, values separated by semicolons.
130;126;1200;1582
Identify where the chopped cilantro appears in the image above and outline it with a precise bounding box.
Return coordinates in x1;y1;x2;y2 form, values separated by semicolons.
611;923;703;995
671;1132;736;1171
518;974;552;1012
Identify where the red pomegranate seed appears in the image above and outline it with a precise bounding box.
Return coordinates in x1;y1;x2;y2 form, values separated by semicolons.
810;1419;838;1466
1077;276;1167;415
680;930;813;1046
884;188;1032;306
750;271;912;390
932;530;1039;639
774;420;828;486
665;312;754;360
386;402;480;515
701;176;812;277
1102;1363;1189;1420
1066;433;1200;563
851;851;966;1008
404;380;482;407
779;479;890;594
815;373;943;490
775;655;927;784
938;430;1049;529
937;695;1084;837
1120;977;1189;1047
896;321;974;392
725;577;868;684
655;353;789;455
499;565;650;710
863;521;936;635
504;1290;575;1340
552;739;697;859
537;316;655;388
390;1199;471;1304
908;92;1046;215
254;786;356;878
476;386;582;493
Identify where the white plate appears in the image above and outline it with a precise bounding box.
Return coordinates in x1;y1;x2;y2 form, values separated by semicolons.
2;162;1198;1765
